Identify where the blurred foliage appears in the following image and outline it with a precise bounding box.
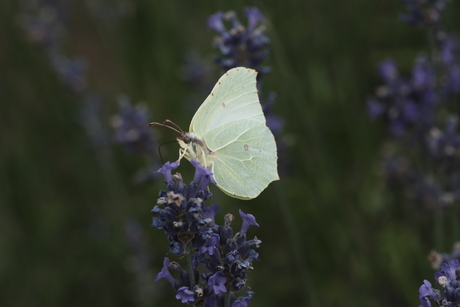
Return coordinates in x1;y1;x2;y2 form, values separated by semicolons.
2;0;460;306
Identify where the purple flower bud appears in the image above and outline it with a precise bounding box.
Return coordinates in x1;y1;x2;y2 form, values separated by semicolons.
154;161;179;183
191;159;216;189
208;12;226;34
239;210;259;234
367;98;386;119
155;257;176;284
244;7;264;31
378;59;398;82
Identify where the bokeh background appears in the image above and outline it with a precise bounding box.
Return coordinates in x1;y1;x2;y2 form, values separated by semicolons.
2;0;460;306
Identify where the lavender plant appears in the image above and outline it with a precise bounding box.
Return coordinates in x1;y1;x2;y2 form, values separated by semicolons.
153;160;260;307
399;0;449;28
367;0;460;210
208;7;270;78
112;96;155;155
20;0;110;150
21;0;159;179
367;0;460;304
112;96;158;182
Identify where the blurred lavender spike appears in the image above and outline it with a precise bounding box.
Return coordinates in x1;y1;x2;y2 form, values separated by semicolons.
367;57;436;135
208;7;270;79
80;95;110;150
399;0;449;28
112;96;156;155
21;0;111;153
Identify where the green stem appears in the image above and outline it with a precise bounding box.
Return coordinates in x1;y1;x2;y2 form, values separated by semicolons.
185;241;196;289
224;290;232;307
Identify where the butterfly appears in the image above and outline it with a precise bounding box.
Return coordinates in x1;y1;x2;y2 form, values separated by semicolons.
151;67;279;200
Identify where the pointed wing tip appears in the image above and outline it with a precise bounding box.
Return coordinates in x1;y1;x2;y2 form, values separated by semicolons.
227;66;258;76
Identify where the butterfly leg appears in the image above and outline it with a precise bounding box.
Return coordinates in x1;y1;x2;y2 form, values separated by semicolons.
210;160;215;176
178;148;186;162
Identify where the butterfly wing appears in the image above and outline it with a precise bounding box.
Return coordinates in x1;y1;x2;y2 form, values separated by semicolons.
203;119;279;200
190;67;265;138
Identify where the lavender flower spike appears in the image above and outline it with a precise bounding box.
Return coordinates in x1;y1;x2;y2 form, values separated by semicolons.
239;209;259;235
154;161;179;183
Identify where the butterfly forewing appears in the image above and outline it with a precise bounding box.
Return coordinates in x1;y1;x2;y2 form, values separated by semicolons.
190;68;265;138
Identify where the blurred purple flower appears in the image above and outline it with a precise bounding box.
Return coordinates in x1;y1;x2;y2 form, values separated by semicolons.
368;57;436;135
51;53;88;93
21;0;112;154
399;0;449;28
378;59;398;82
208;12;226;35
175;286;195;303
112;96;156;155
245;7;264;31
20;0;68;49
208;7;270;77
439;34;460;94
426;117;460;175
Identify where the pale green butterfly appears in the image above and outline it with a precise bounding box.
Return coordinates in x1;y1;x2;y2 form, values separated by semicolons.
151;67;279;200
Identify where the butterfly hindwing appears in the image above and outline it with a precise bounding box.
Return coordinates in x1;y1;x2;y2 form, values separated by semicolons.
204;119;279;200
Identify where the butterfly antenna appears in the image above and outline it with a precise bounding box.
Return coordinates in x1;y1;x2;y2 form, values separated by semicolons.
148;121;183;135
157;140;179;164
163;119;185;134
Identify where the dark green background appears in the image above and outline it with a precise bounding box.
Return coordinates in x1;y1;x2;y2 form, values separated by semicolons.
2;0;460;306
